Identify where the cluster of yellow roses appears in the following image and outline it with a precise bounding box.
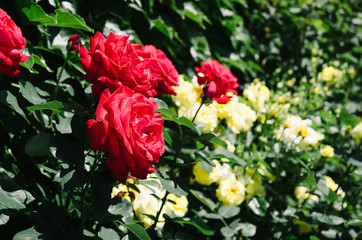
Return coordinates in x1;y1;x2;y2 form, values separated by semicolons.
193;160;266;205
172;76;257;134
112;174;188;229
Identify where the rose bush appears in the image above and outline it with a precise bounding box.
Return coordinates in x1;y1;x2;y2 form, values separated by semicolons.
0;8;29;77
86;85;165;182
195;59;239;104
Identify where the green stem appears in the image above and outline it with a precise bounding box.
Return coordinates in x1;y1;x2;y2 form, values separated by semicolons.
192;98;206;123
150;191;170;230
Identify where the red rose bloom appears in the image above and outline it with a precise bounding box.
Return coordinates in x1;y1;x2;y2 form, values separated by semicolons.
195;59;239;104
86;85;165;182
67;35;82;53
142;45;179;96
0;8;29;77
79;32;161;98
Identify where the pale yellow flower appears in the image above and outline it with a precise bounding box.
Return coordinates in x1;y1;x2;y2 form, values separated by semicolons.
216;178;245;205
165;194;188;217
321;145;334;157
351;122;362;144
318;66;343;84
193;160;221;186
243;80;270;112
294;186;319;201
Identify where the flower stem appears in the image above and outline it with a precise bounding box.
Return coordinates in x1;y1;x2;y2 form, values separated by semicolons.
192;97;206;123
150;191;170;230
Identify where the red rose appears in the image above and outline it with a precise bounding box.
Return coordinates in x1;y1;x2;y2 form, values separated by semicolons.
67;35;82;53
142;45;179;96
195;59;239;104
86;85;165;182
0;8;29;77
79;32;160;98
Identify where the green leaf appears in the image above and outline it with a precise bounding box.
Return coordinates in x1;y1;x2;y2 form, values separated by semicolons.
0;186;34;210
172;216;214;236
339;108;360;127
190;189;217;211
157;108;178;121
155;172;187;197
98;227;119;240
19;80;47;105
310;236;320;240
54;9;93;32
25;132;51;157
211;148;246;166
198;134;227;149
239;223;256;237
22;4;56;25
346;218;362;226
55;112;74;134
177;117;201;135
150;97;168;110
220;227;236;237
22;3;93;32
248;196;268;217
0;90;29;123
0;214;9;225
218;205;240;219
118;221;151;240
27;100;65;111
151;19;172;39
108;199;133;217
163;128;173;146
13;227;41;240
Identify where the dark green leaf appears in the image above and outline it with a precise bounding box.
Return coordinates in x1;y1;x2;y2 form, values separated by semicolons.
118;221;151;240
0;90;29;123
171;216;214;236
190;189;216;211
25;132;51;157
198;134;227;149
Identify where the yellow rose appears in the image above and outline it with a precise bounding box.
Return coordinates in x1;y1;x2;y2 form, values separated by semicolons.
216;178;245;205
193;160;221;186
321;145;334;157
294;186;319;201
165;194;188;217
351;122;362;144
